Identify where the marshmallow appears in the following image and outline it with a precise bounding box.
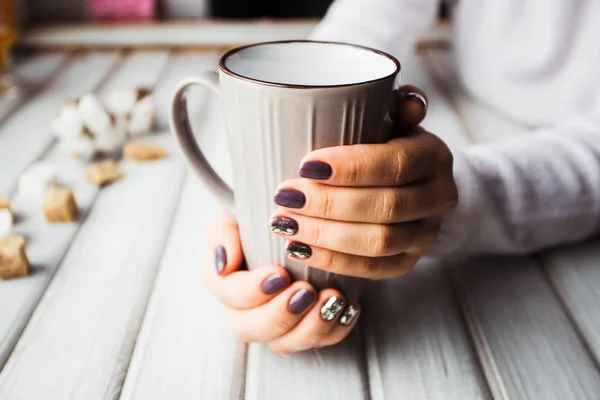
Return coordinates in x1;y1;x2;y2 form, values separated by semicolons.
18;162;58;202
58;135;96;159
105;88;138;117
0;209;12;237
78;94;113;134
105;87;156;138
128;96;156;138
52;101;84;141
94;126;126;154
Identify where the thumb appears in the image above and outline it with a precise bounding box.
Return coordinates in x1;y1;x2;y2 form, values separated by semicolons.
394;84;428;135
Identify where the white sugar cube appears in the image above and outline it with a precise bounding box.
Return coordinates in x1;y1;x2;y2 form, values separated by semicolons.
18;163;58;202
78;94;112;134
0;209;13;236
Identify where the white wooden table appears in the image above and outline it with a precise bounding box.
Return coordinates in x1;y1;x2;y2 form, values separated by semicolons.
1;23;600;400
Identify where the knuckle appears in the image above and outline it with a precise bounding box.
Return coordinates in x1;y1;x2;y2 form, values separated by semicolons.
346;147;361;185
270;314;297;336
381;189;405;223
369;225;394;256
312;219;326;248
319;188;335;219
356;257;380;280
391;145;410;184
320;249;339;273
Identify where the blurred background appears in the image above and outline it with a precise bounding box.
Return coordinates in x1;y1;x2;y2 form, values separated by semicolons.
14;0;452;23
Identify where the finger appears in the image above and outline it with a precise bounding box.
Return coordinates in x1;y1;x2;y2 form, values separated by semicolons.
284;242;427;280
270;211;430;257
205;209;245;276
273;176;457;223
267;289;347;355
204;210;292;310
320;302;361;347
298;128;452;187
229;281;317;343
204;264;291;310
395;84;428;131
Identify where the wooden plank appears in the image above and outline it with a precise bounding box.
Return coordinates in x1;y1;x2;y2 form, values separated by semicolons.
115;53;251;400
120;175;247;400
18;21;452;51
363;260;491;400
0;52;121;195
0;52;212;400
541;238;600;366
423;49;528;143
0;53;69;124
448;256;600;400
0;51;168;381
245;335;368;400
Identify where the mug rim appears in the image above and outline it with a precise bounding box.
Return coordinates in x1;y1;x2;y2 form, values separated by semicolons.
218;40;401;89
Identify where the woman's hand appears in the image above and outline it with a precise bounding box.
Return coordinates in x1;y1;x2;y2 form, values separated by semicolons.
204;212;361;355
270;85;457;280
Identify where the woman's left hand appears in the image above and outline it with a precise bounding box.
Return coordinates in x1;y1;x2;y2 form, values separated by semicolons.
270;85;458;280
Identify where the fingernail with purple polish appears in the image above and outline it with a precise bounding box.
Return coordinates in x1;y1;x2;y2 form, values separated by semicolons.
288;288;315;314
270;216;299;236
215;245;227;275
299;161;332;180
274;189;306;209
286;242;312;259
261;274;288;294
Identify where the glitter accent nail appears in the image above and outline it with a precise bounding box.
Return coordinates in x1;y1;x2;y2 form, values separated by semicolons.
339;305;360;326
269;216;298;236
286;242;312;259
320;296;345;321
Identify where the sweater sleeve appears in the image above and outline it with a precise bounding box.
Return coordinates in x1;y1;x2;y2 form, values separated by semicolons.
308;0;440;62
430;116;600;257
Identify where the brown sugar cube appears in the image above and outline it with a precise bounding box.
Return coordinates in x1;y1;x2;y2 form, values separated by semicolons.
123;141;167;162
43;185;79;223
0;235;29;280
85;160;122;187
0;194;9;210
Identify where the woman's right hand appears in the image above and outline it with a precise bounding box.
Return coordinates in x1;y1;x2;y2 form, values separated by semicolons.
204;211;361;355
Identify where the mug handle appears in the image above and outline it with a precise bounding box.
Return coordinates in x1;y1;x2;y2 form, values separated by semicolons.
170;71;235;211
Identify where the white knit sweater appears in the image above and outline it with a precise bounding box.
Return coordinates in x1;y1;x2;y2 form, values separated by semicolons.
310;0;600;256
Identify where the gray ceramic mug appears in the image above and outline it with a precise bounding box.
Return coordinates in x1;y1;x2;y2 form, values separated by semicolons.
170;40;401;291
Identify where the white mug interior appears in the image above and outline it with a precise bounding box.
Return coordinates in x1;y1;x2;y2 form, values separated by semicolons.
222;41;399;87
